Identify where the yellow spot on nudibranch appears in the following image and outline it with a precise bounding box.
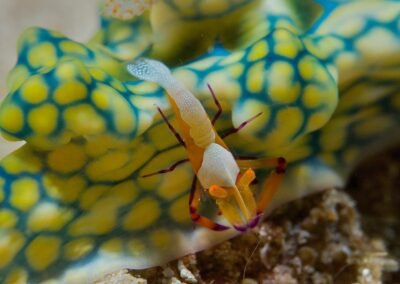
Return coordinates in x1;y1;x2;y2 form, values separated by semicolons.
10;177;40;211
303;85;324;108
306;111;331;132
89;68;108;81
28;104;58;135
4;267;28;284
0;104;24;133
158;167;192;200
26;236;61;271
95;144;155;182
169;194;191;224
55;60;91;83
113;95;136;134
59;40;88;56
2;147;43;174
20;75;49;104
7;65;30;93
268;61;300;104
27;42;57;68
298;56;317;80
85;150;130;180
0;230;25;268
187;57;217;71
274;38;299;58
0;209;18;229
220;51;245;66
64;104;106;135
92;88;110;110
127;80;159;94
123;198;160;230
68;213;116;236
150;229;172;249
69;194;127;236
109;180;138;204
64;238;94;260
248;40;269;61
83;135;117;157
27;202;74;232
335;18;364;38
100;238;123;254
246;61;265;93
47;143;87;174
110;79;126;92
54;81;87;105
265;107;304;149
227;63;244;78
80;185;110;209
43;174;87;203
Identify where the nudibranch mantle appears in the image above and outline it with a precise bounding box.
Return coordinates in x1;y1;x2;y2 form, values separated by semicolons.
0;0;398;283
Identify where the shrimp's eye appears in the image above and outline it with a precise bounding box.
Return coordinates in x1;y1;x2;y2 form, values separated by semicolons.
208;185;228;199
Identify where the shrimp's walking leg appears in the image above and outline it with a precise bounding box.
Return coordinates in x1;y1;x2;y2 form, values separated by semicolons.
141;107;189;178
207;84;222;125
189;177;230;231
157;106;186;147
221;112;263;139
236;157;287;213
141;158;189;177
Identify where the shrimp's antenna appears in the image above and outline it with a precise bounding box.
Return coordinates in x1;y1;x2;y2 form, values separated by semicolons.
222;112;263;139
242;230;262;280
207;84;223;125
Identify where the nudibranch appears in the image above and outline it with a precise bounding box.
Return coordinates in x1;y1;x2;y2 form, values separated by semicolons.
0;0;398;283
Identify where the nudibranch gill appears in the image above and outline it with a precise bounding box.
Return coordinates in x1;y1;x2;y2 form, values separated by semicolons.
0;0;399;283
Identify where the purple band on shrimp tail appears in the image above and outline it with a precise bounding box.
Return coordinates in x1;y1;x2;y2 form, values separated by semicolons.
233;224;248;232
248;214;262;228
233;214;262;232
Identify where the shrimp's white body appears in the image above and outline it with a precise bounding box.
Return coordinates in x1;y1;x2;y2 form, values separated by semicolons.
197;143;240;188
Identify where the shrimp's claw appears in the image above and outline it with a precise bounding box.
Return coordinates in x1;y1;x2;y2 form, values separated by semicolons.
237;157;287;213
189;178;230;231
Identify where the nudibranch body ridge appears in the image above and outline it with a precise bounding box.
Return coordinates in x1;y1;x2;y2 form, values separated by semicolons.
0;0;398;283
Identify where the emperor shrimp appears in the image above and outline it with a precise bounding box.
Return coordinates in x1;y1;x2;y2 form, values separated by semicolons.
127;58;287;231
